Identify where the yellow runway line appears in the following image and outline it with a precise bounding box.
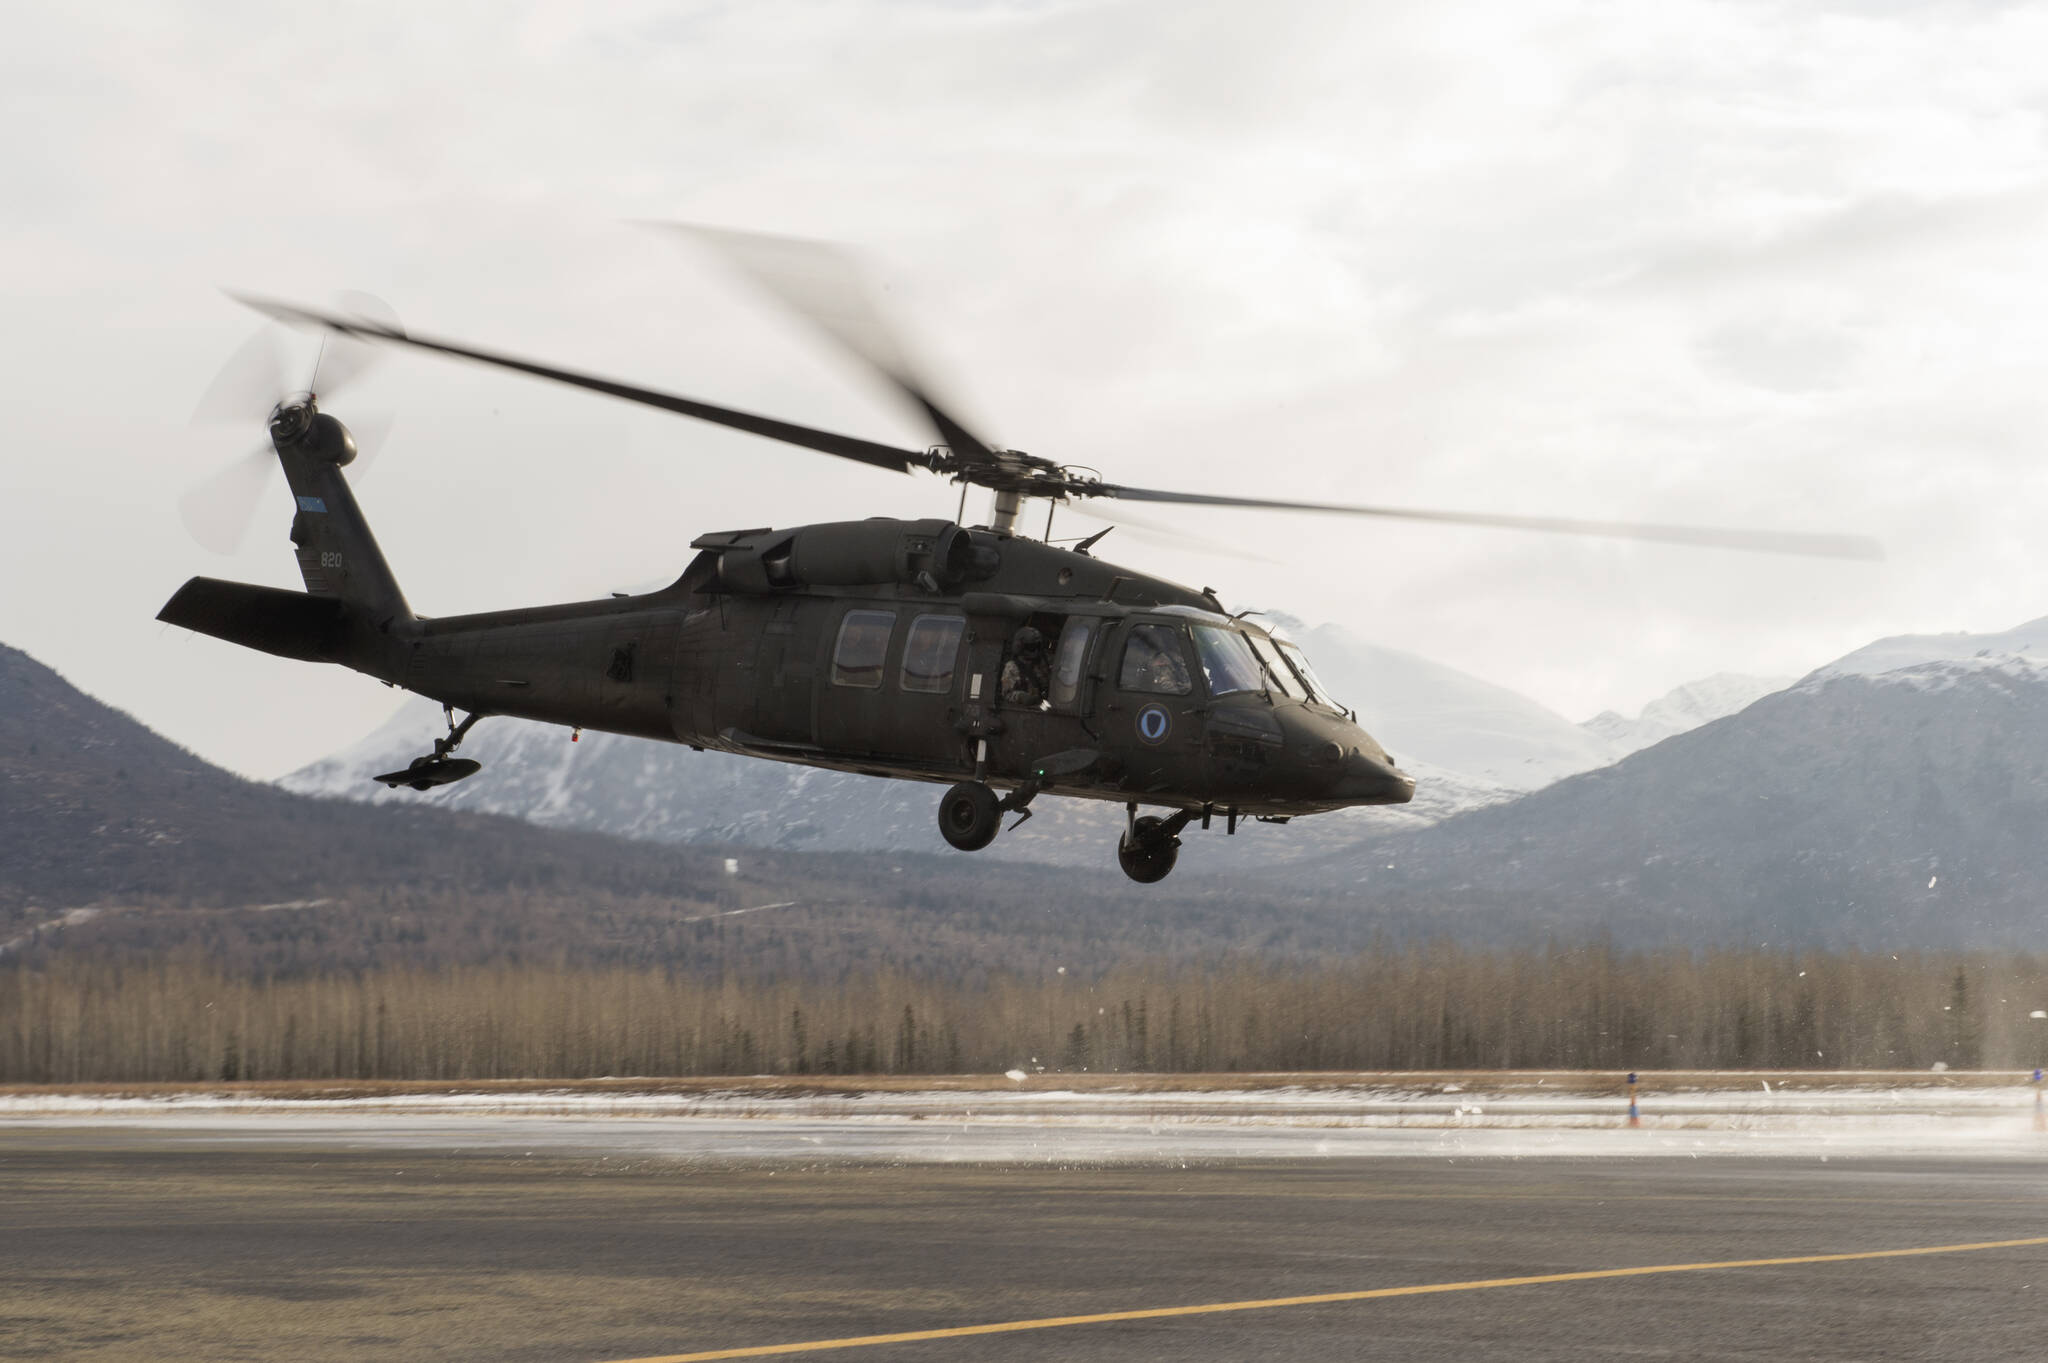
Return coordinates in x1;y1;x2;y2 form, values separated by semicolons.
604;1235;2048;1363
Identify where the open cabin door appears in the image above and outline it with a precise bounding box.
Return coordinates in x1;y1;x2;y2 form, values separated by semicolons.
976;610;1111;785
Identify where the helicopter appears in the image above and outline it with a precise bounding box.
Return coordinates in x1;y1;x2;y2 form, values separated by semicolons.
158;228;1881;882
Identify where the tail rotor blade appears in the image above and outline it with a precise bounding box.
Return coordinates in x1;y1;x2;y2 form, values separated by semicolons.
348;410;395;478
177;443;277;555
191;325;292;426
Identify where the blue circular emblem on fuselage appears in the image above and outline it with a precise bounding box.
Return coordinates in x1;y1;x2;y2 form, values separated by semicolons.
1136;703;1171;745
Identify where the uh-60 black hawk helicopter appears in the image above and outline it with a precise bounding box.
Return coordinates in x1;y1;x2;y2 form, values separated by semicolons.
158;229;1880;882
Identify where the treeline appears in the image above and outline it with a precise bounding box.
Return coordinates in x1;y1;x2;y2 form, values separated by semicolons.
4;945;2045;1083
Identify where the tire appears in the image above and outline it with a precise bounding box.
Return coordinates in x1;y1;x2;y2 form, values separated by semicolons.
938;781;1002;852
1117;815;1181;883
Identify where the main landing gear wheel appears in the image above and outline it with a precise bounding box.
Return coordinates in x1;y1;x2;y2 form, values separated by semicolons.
378;755;482;792
938;781;1002;851
372;708;487;792
1118;815;1181;883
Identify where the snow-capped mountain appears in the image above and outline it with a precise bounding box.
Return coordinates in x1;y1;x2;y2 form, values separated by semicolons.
1287;621;1620;790
1582;673;1790;755
280;622;1746;868
1285;611;2048;948
1803;614;2048;685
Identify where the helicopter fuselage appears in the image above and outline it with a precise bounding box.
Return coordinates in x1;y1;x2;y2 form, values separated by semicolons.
164;492;1414;843
382;519;1411;819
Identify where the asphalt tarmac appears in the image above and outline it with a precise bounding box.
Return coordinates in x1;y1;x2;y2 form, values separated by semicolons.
5;1127;2047;1362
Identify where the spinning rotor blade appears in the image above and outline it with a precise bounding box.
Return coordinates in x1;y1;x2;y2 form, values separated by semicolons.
178;444;275;555
226;261;1879;564
228;291;922;476
1092;484;1885;561
348;410;395;478
191;324;293;426
654;223;1003;467
309;290;404;399
1063;505;1282;565
182;293;402;553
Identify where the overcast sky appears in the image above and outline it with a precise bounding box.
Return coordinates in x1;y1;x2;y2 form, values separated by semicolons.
8;0;2048;780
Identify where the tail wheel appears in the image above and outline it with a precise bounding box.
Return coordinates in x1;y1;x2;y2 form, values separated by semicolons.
938;781;1002;852
1117;815;1181;883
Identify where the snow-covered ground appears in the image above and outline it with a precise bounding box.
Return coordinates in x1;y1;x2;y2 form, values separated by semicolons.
8;1080;2047;1162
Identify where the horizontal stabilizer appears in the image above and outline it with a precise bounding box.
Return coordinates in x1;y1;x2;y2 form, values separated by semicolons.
158;577;350;663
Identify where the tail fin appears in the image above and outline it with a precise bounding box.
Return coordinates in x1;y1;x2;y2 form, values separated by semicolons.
273;411;412;627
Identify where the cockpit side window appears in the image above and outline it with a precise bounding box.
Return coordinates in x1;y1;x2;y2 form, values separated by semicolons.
1119;623;1193;696
1277;640;1339;708
1190;625;1265;698
1243;632;1307;701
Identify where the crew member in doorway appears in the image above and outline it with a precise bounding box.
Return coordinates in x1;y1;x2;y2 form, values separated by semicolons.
1001;626;1050;706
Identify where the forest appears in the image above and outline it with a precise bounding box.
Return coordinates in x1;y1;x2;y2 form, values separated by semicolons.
5;944;2043;1083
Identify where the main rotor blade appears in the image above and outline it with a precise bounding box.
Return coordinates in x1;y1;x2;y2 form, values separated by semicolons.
310;290;405;400
1094;484;1885;561
1063;505;1282;565
652;223;1003;467
227;292;922;476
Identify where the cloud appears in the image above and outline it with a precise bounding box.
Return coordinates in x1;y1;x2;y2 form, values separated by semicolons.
6;0;2048;778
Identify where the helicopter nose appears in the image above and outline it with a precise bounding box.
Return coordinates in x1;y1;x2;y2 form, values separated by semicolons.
1330;747;1415;805
1278;709;1416;806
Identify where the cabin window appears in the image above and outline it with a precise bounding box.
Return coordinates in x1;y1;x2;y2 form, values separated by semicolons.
831;609;897;689
1051;617;1096;708
1190;624;1265;698
900;614;965;694
1244;632;1308;701
1119;623;1193;696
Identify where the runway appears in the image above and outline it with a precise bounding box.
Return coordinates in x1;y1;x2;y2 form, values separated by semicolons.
6;1103;2048;1361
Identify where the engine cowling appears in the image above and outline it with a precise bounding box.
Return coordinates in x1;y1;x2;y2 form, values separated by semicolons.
693;518;999;594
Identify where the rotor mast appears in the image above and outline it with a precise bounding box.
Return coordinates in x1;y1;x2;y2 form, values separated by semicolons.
990;487;1028;536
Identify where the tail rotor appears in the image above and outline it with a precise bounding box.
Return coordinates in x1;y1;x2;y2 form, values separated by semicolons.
179;293;403;554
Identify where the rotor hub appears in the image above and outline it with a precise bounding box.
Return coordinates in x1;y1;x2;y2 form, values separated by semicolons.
267;397;315;446
267;400;357;466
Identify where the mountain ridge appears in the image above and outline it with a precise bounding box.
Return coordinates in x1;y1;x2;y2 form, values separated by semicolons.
1270;612;2048;949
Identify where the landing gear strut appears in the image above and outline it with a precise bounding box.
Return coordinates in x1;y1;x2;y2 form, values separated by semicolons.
1118;803;1193;883
373;707;487;792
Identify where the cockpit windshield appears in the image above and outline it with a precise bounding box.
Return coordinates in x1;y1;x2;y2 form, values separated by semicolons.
1190;625;1265;698
1243;632;1308;701
1277;640;1340;709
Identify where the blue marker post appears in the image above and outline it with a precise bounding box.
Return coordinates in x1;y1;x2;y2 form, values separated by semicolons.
1626;1071;1640;1129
